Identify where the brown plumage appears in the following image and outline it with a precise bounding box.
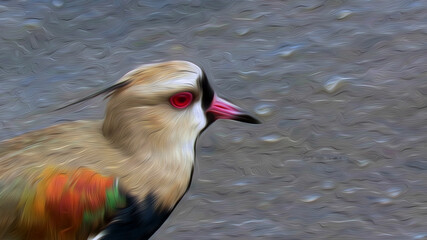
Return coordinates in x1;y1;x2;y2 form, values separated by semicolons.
0;61;259;240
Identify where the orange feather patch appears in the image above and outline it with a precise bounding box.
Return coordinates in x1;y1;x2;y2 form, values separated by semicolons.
26;167;116;238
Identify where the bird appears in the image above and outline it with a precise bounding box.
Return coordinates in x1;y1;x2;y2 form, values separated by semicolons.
0;60;260;240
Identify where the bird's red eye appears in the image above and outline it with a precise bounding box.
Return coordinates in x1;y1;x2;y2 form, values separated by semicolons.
170;92;193;109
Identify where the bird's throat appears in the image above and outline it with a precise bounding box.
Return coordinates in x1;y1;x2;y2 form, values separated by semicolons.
101;114;196;210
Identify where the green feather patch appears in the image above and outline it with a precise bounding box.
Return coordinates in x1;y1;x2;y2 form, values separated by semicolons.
82;180;126;227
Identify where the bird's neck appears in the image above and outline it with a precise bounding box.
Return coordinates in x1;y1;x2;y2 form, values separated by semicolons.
101;107;198;209
101;105;197;169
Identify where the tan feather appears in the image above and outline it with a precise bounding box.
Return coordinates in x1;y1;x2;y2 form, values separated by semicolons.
0;61;205;238
0;60;260;239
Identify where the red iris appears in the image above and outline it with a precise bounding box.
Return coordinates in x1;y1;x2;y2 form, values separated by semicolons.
170;92;193;109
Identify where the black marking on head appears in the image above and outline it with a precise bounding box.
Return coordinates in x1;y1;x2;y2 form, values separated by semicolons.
199;71;217;127
100;193;171;240
54;81;131;111
200;71;214;111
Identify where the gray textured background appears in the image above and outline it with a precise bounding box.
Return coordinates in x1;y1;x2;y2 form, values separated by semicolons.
1;0;427;239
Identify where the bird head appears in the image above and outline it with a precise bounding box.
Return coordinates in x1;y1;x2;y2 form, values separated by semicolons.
100;61;259;155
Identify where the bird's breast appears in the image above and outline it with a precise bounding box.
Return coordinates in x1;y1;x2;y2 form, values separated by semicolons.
117;151;194;211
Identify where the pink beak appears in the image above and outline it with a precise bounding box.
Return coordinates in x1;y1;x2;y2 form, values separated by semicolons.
206;95;260;124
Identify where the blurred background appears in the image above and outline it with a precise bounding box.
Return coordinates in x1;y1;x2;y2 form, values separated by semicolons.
1;0;427;239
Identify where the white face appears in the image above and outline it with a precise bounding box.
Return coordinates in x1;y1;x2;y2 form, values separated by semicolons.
126;61;207;131
103;60;258;172
104;61;210;156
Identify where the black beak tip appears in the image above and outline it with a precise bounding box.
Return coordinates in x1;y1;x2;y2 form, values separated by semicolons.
234;114;261;124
